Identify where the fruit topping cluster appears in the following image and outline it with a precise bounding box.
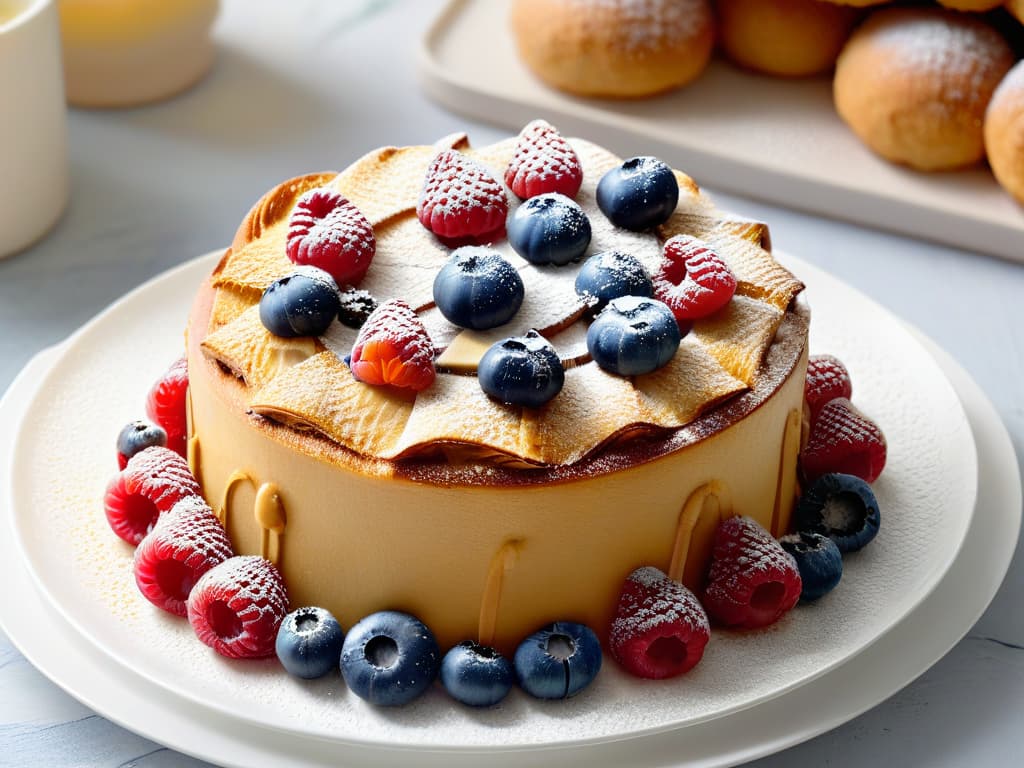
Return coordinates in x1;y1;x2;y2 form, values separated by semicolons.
254;120;745;416
607;353;886;681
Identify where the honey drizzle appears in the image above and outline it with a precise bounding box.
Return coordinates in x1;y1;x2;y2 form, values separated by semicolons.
216;470;255;529
668;481;732;583
254;482;286;567
477;539;524;647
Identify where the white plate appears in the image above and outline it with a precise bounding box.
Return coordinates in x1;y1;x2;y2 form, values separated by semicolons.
2;250;981;752
1;318;1018;768
417;0;1024;264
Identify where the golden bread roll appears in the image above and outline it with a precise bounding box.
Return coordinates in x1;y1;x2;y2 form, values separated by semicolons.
717;0;861;77
833;6;1015;171
985;61;1024;205
509;0;714;98
1007;0;1024;23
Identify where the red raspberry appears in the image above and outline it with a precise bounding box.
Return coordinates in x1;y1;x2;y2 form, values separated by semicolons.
133;496;233;617
104;446;202;546
287;189;376;286
145;357;189;457
652;235;737;323
504;119;583;200
187;555;288;659
703;516;802;630
805;354;852;422
417;150;508;246
609;566;710;679
801;397;887;484
349;299;436;391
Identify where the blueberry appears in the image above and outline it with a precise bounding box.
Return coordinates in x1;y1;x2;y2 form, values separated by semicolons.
780;532;843;602
596;156;679;231
586;296;681;376
259;266;341;338
514;621;602;699
793;472;881;554
574;250;653;312
275;606;345;679
116;420;167;462
478;330;564;407
440;640;515;707
433;246;525;330
337;287;377;329
340;610;440;707
507;193;591;266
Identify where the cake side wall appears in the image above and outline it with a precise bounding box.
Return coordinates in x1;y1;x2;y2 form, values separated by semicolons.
187;323;808;655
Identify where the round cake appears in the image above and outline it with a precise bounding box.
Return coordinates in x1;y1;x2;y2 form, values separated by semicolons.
186;124;808;655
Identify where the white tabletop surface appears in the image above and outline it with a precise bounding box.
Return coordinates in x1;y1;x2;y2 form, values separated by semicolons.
1;1;1022;766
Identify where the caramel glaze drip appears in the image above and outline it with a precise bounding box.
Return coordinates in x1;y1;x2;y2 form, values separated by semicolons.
214;471;287;567
216;470;254;529
668;481;733;583
255;482;286;568
478;538;524;648
771;408;803;538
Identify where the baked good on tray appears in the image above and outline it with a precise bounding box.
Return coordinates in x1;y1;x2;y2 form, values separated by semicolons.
509;0;715;97
105;122;888;707
717;0;861;77
985;60;1024;205
833;5;1015;171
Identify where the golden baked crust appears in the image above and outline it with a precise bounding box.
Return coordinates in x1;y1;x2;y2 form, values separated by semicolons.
199;132;804;470
509;0;714;98
985;61;1024;205
833;7;1015;171
717;0;860;78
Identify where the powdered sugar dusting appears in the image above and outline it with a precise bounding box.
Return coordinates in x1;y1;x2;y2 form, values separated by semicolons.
569;0;711;53
866;8;1012;115
610;566;708;640
125;446;202;513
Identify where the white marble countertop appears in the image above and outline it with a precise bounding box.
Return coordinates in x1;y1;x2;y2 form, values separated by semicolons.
1;1;1021;765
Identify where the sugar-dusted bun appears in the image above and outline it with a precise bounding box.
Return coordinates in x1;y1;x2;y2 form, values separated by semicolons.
509;0;714;98
985;61;1024;205
60;0;219;107
717;0;861;77
834;7;1015;171
937;0;1002;10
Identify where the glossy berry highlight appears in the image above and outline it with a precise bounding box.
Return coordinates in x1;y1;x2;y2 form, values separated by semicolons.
259;266;341;339
507;192;591;266
340;610;441;707
478;330;564;407
433;246;525;330
586;296;681;376
596;156;679;231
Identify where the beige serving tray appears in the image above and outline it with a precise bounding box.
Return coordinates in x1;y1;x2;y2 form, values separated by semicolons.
418;0;1024;263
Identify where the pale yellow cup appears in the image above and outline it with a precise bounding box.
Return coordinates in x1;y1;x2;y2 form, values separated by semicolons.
0;0;69;258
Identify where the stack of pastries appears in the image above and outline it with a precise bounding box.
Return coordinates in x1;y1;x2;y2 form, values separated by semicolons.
510;0;1024;206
